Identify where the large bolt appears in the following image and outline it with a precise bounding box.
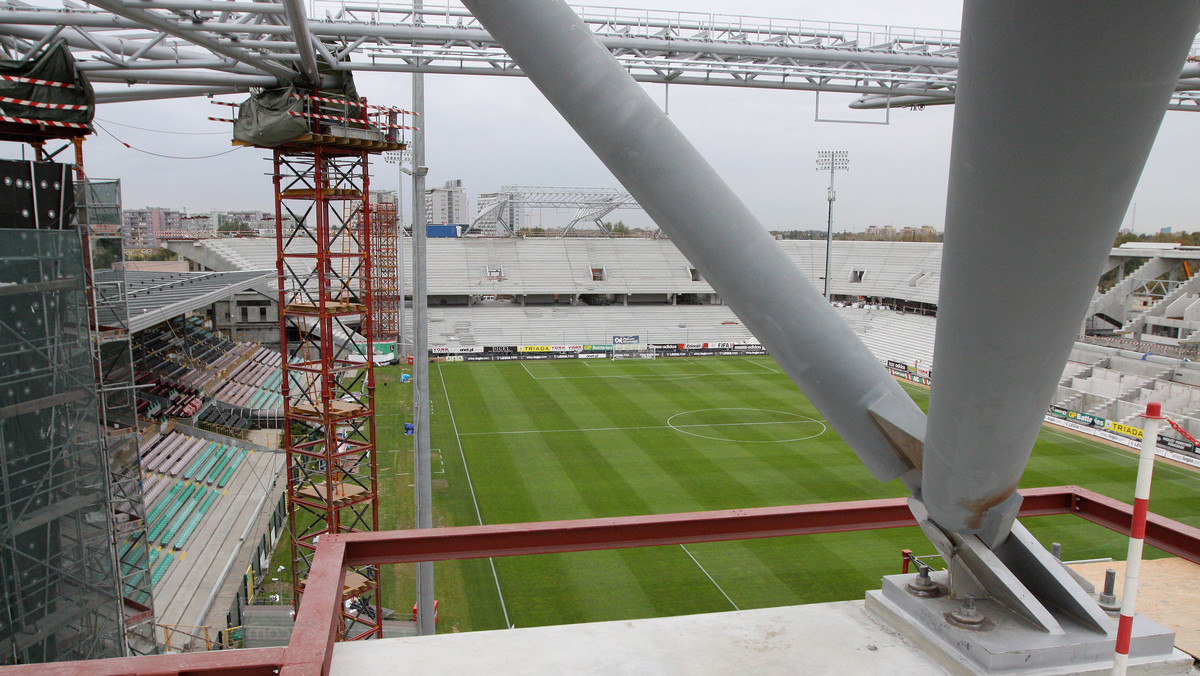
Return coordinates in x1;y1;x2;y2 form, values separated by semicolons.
1098;568;1121;613
1050;542;1062;560
950;595;985;626
906;563;942;597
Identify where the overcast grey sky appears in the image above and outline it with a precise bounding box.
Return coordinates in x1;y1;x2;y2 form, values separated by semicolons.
5;0;1198;234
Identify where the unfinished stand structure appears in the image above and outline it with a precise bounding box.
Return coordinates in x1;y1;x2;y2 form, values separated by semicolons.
238;91;407;641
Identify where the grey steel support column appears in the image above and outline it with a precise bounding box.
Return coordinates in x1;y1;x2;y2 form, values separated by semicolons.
398;161;406;359
462;0;926;490
922;1;1200;543
411;9;435;636
279;0;320;86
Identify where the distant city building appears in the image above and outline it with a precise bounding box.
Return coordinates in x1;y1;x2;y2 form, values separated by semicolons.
425;179;468;225
122;208;292;245
217;210;278;237
122;207;184;249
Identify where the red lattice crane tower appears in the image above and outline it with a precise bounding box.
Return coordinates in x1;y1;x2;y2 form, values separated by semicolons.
225;92;411;641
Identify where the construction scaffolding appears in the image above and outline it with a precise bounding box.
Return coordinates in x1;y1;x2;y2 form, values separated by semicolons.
0;178;126;663
369;200;400;356
269;106;404;639
75;173;158;655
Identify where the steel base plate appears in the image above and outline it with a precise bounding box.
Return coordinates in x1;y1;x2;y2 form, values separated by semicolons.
866;573;1190;675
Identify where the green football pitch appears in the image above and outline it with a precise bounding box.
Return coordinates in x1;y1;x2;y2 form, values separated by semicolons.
364;355;1200;633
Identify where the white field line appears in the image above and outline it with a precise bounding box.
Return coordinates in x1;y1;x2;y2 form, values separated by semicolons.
437;363;512;628
748;358;781;374
387;449;444;477
458;419;824;437
523;370;766;381
679;544;738;610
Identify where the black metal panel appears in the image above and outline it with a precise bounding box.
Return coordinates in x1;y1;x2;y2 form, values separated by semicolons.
0;159;75;230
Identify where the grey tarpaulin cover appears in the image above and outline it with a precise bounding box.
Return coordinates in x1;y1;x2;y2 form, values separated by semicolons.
233;65;361;147
232;86;311;148
0;39;93;124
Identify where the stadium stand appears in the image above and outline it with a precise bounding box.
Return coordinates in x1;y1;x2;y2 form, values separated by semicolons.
1056;343;1200;440
171;235;1200;448
427;304;936;365
138;423;284;639
132;318;284;426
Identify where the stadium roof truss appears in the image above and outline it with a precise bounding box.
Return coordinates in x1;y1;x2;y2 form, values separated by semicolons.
467;186;641;237
0;1;1198;110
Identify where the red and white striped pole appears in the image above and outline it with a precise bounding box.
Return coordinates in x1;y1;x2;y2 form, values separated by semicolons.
1112;401;1165;676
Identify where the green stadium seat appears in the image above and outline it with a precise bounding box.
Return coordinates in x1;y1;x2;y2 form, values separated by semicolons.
216;450;248;488
182;442;220;480
149;484;197;543
160;487;207;546
151;552;174;586
171;489;220;550
193;444;229;484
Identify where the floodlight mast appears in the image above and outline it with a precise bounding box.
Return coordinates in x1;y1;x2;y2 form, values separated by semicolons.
815;150;848;302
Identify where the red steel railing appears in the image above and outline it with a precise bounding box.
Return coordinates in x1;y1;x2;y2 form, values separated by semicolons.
6;485;1199;676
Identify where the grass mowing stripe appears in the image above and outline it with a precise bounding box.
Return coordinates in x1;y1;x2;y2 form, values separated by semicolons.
436;363;511;628
434;363;571;628
449;363;606;623
459;419;827;436
1041;428;1200;485
509;365;707;618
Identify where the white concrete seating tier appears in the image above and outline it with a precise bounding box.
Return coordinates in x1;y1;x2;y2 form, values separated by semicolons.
183;237;941;305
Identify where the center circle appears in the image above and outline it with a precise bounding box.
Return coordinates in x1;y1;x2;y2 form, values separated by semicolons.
665;407;827;443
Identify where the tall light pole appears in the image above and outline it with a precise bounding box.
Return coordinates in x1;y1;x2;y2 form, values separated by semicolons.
384;149;413;358
410;3;435;635
816;150;848;302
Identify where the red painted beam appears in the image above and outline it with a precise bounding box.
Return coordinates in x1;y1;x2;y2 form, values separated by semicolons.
340;497;920;566
280;538;348;676
339;487;1081;566
0;647;286;676
1070;487;1200;564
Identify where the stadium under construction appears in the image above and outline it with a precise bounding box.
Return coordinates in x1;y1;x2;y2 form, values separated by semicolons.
2;1;1200;675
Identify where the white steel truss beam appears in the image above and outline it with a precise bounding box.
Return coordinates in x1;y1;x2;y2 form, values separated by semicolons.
466;186;641;237
0;1;1197;110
